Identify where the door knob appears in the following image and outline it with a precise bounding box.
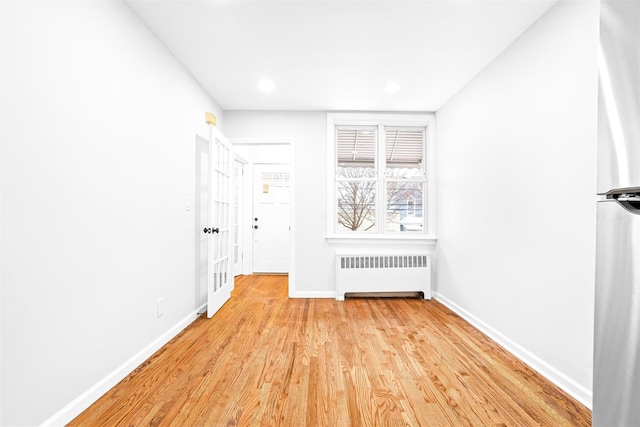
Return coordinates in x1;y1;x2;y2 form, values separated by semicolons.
203;227;220;234
212;227;219;233
203;227;211;234
254;225;258;229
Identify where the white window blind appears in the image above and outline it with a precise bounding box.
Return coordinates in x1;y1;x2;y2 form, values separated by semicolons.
386;129;424;167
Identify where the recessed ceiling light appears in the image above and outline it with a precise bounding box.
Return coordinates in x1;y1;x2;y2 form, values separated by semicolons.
258;79;275;93
385;82;400;94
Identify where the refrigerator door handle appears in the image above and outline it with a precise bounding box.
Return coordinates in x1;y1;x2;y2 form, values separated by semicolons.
617;196;640;202
616;197;640;214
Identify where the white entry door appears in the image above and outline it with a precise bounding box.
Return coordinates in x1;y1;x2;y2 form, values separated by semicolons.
205;126;234;318
252;164;290;273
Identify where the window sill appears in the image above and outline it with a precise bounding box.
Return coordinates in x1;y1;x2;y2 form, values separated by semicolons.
326;234;437;246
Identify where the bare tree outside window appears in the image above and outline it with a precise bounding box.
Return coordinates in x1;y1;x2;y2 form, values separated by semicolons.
337;167;376;231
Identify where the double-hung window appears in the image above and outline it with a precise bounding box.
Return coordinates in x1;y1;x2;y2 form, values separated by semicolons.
327;113;435;237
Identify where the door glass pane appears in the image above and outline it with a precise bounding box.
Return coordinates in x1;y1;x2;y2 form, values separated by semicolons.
386;181;424;232
261;171;290;196
337;181;376;232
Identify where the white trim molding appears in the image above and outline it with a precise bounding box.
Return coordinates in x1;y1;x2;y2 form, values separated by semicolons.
288;291;336;299
326;234;437;246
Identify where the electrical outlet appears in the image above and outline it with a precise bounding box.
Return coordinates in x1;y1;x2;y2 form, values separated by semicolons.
157;297;165;317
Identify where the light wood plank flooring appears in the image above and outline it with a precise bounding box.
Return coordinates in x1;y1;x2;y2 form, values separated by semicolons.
70;275;591;426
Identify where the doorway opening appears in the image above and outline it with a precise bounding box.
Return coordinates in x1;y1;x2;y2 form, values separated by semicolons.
231;138;296;296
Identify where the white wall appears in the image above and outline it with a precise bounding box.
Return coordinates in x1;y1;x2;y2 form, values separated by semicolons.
435;0;598;407
0;1;223;425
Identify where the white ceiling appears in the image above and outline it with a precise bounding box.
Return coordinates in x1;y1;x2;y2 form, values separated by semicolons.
126;0;557;111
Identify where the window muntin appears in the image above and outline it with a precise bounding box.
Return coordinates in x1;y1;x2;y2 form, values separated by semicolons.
333;122;428;234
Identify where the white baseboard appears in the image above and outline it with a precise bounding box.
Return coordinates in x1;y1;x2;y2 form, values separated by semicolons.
40;303;207;427
434;292;592;410
288;290;335;298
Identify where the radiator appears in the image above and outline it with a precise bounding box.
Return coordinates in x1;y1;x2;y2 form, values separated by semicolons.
335;253;432;301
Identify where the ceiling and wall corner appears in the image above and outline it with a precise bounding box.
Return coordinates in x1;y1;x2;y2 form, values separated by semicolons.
124;0;558;111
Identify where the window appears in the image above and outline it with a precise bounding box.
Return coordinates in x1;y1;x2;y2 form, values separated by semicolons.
327;113;434;237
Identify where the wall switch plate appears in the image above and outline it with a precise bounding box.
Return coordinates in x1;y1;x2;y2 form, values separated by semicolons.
157;297;165;317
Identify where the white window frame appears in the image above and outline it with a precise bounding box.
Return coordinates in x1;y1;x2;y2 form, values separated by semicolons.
326;112;436;244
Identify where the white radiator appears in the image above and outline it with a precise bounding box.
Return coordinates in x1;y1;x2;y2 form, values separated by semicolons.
335;253;432;301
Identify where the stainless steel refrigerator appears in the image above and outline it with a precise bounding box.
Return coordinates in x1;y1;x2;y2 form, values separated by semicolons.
594;1;640;425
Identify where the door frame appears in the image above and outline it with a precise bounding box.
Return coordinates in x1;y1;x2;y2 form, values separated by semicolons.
230;138;296;296
233;154;248;277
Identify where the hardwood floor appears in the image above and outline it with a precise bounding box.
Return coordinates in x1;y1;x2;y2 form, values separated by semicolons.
70;275;591;426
